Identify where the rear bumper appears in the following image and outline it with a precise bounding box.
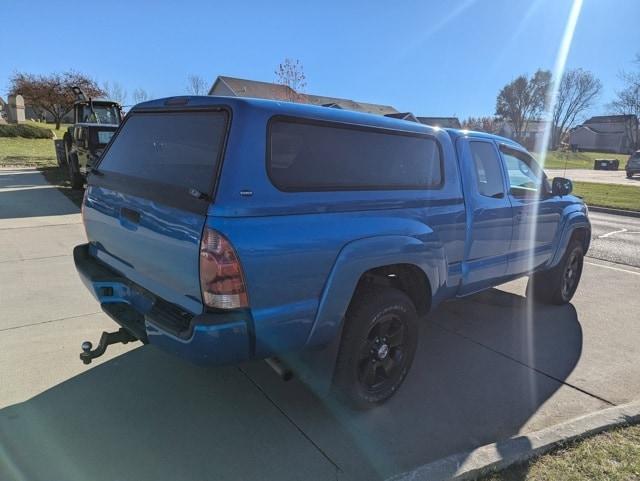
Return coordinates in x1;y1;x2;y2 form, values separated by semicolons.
73;243;252;365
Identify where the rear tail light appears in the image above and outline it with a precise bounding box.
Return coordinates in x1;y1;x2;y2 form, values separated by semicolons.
199;228;249;310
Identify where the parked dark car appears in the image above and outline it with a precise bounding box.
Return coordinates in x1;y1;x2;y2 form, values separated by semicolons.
626;150;640;178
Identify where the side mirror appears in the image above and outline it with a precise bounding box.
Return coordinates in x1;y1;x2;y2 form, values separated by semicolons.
552;177;573;196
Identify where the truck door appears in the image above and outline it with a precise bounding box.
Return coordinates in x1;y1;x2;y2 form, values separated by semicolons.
457;138;513;295
498;145;561;275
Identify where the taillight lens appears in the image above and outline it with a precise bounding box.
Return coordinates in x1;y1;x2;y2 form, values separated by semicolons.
199;228;249;310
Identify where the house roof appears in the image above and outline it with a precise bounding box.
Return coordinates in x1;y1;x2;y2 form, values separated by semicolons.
417;117;461;128
209;75;398;116
585;114;638;124
211;76;297;100
304;93;398;115
571;125;627;135
386;112;419;122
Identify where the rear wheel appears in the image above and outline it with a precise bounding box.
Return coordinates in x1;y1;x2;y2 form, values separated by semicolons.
60;136;72;168
67;153;84;190
333;287;418;409
527;239;584;305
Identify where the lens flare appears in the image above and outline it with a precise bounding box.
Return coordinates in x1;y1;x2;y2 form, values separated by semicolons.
527;0;584;406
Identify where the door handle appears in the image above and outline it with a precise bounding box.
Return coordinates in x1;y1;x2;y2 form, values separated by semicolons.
120;207;141;224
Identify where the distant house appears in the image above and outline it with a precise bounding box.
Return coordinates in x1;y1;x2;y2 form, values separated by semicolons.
569;115;639;154
208;76;472;128
495;120;553;150
305;93;398;116
417;117;461;129
209;76;297;102
208;75;398;116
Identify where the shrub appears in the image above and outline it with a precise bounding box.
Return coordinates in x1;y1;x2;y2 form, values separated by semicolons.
0;123;53;139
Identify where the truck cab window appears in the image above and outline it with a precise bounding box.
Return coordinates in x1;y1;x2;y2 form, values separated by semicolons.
500;147;549;198
469;141;504;198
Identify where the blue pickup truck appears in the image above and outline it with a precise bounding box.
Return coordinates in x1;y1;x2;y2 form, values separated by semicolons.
74;96;590;408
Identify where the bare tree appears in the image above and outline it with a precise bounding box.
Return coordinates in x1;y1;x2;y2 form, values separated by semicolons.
551;69;602;149
102;81;128;105
132;88;150;104
495;69;551;142
609;53;640;116
462;116;501;134
186;75;208;95
608;53;640;149
274;58;307;102
10;71;104;129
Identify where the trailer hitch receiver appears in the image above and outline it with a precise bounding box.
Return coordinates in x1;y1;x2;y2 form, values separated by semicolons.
80;328;138;365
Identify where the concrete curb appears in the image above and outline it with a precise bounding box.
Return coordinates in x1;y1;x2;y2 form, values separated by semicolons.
388;400;640;481
588;205;640;218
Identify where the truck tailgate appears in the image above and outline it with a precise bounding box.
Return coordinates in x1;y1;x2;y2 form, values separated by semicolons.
82;108;229;314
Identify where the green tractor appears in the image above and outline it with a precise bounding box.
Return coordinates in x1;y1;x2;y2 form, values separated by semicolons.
55;87;122;189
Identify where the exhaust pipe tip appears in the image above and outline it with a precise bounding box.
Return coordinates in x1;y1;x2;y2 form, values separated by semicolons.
265;357;293;381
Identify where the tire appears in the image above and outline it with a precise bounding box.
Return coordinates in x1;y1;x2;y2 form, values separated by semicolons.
527;239;584;305
60;137;71;168
627;172;634;179
67;154;84;190
332;286;418;409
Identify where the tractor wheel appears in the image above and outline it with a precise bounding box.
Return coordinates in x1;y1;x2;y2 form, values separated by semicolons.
67;154;84;190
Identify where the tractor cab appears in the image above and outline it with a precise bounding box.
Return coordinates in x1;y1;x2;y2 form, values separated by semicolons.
56;87;124;189
71;86;122;125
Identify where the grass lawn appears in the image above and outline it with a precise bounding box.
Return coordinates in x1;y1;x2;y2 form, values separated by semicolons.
0;121;70;167
537;150;630;170
484;424;640;481
573;181;640;211
22;120;71;139
0;137;58;167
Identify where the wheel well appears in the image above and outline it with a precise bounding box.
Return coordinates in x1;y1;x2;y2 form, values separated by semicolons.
570;227;589;251
353;264;431;315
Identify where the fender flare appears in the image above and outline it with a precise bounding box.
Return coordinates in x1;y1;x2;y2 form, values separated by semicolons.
548;210;590;268
305;234;447;348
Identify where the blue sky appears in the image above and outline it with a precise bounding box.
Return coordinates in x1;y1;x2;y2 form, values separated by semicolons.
2;0;638;119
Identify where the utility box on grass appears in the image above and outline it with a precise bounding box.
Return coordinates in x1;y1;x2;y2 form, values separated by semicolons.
593;159;619;170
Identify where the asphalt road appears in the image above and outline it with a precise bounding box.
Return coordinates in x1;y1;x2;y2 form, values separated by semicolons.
588;211;640;268
1;168;639;481
546;168;640;187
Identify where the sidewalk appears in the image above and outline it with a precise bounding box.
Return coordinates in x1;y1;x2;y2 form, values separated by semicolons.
1;168;639;481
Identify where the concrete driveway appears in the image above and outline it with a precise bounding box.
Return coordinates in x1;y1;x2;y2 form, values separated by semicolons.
546;168;640;186
1;168;639;481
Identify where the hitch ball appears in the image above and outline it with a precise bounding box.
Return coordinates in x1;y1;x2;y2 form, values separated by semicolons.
79;328;139;365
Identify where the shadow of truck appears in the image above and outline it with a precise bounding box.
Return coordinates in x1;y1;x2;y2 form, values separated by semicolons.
0;289;583;481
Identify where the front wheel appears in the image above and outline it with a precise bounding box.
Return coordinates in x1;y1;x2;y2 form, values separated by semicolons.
332;286;418;409
527;239;584;305
67;154;84;190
